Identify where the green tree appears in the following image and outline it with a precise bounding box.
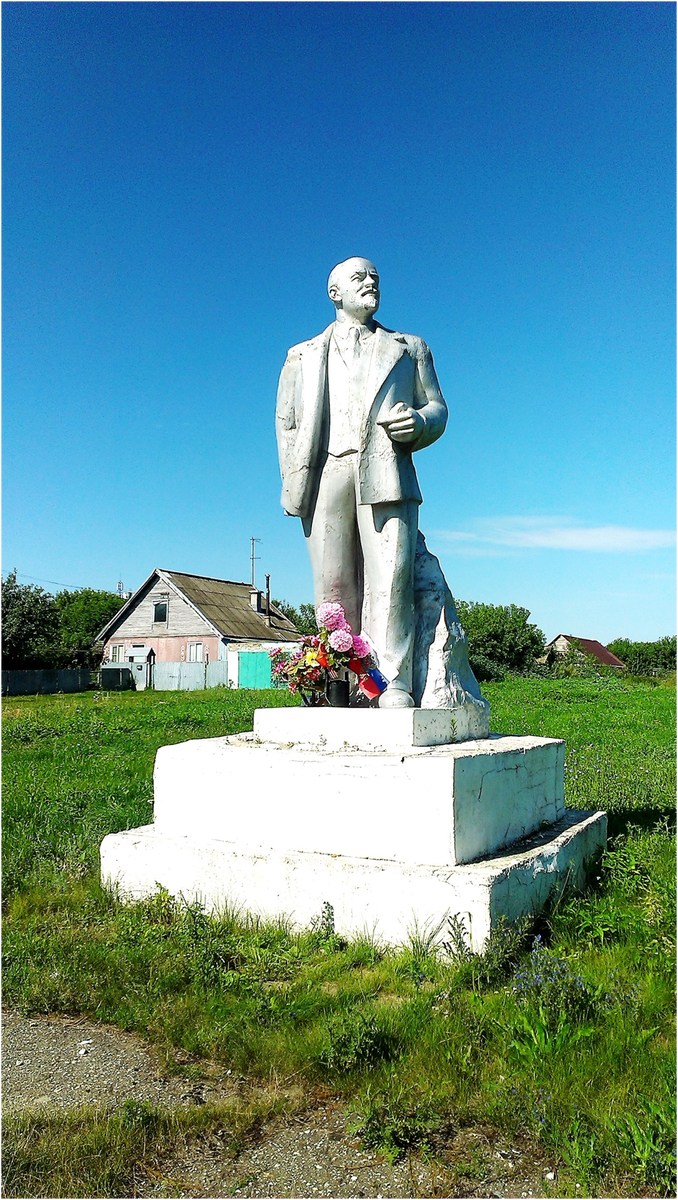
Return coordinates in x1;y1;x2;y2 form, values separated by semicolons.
273;599;318;636
607;635;676;675
56;588;124;666
455;600;545;681
1;570;62;668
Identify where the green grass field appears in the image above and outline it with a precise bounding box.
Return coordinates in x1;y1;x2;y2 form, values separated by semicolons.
3;679;676;1198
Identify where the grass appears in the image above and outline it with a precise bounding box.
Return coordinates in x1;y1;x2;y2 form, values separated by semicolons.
2;1092;300;1198
2;678;676;1197
2;686;298;897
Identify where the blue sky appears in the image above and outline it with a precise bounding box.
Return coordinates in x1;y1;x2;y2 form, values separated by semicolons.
3;1;675;642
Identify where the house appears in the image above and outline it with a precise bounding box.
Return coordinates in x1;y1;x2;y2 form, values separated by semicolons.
543;635;626;669
96;568;300;688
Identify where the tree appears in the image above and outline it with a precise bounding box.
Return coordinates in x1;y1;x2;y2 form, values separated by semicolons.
273;599;318;636
1;570;61;668
56;588;124;666
607;636;676;675
455;600;545;681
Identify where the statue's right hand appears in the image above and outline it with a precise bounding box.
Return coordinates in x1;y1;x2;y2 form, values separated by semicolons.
379;403;424;444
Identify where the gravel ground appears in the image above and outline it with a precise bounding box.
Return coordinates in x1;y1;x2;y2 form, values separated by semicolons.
3;1010;557;1198
2;1009;237;1113
148;1110;559;1200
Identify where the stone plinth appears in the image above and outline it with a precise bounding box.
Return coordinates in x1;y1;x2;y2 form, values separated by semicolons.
101;810;607;953
100;708;607;949
152;731;565;867
254;705;490;750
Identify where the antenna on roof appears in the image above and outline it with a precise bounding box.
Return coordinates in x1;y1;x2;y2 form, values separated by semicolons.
250;537;261;589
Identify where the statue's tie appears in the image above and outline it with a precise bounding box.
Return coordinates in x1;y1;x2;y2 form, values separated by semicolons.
348;325;361;371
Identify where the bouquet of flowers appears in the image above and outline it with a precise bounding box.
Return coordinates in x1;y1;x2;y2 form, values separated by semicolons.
269;602;388;704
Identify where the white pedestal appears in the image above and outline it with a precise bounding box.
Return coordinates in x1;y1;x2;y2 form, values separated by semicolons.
253;705;490;750
152;731;565;866
99;709;607;948
101;810;607;952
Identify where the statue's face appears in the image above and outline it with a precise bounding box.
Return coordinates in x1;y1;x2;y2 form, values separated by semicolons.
329;258;380;319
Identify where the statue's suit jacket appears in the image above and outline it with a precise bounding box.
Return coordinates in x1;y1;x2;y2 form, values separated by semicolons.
276;322;448;519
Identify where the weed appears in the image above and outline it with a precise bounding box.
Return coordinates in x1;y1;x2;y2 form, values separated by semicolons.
309;901;346;953
443;913;533;989
559;1115;609;1187
507;1009;596;1064
318;1009;393;1072
120;1098;159;1132
608;1095;677;1192
510;936;601;1026
348;1085;439;1163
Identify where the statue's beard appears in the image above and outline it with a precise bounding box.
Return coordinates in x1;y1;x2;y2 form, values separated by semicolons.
357;293;379;315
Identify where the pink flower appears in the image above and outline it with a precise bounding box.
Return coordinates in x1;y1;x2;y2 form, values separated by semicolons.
352;635;370;659
328;628;353;652
316;602;349;632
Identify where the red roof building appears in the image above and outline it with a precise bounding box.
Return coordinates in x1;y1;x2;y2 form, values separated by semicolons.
545;635;626;668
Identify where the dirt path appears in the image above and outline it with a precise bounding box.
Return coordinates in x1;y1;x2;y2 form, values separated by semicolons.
3;1010;556;1198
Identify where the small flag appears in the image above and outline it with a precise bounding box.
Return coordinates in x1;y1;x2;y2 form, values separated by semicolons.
358;666;389;698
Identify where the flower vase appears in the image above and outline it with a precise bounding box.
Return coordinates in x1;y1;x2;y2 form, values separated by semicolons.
326;678;350;707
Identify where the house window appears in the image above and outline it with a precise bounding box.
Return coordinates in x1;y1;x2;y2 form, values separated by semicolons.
153;601;167;623
110;644;125;663
188;642;203;662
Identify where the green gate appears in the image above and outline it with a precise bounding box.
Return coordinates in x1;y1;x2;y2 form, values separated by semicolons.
237;651;272;689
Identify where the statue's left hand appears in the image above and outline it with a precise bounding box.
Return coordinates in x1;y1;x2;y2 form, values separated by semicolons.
380;403;425;444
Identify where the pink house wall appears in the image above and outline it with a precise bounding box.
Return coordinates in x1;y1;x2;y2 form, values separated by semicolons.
104;635;222;663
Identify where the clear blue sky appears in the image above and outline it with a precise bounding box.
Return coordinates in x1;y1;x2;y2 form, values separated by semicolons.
3;2;675;642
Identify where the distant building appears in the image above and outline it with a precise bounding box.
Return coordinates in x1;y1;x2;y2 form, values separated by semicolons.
543;635;626;669
96;568;299;687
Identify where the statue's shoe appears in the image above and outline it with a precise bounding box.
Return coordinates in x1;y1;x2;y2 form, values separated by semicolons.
378;687;415;709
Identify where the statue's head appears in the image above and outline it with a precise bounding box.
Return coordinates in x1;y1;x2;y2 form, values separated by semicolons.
327;257;380;321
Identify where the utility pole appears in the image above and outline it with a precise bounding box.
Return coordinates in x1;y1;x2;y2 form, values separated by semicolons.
250;537;261;589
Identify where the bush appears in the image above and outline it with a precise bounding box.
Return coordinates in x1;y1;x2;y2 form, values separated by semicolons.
455;600;545;678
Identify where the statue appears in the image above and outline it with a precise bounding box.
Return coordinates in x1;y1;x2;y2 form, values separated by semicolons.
276;257;488;724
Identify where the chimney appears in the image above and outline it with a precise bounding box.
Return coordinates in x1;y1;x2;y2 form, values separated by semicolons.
265;574;271;626
250;588;261;612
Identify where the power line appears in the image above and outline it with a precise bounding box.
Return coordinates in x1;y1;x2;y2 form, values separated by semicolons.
13;571;92;590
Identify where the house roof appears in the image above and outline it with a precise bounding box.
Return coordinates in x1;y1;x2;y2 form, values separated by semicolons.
96;568;301;643
547;635;626;668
